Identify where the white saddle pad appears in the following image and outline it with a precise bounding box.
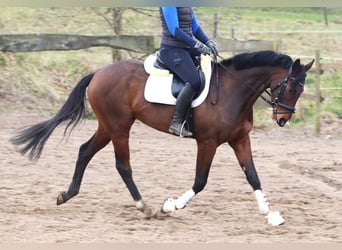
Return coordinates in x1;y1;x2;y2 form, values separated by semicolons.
143;54;212;108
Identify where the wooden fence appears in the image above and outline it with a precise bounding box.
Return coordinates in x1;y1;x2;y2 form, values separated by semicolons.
0;34;276;53
0;34;155;53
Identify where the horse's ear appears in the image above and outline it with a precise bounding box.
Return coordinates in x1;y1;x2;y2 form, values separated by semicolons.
291;59;301;74
294;59;301;69
305;59;315;72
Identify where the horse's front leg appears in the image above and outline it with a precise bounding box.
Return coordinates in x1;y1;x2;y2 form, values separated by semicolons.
229;134;285;226
162;139;217;213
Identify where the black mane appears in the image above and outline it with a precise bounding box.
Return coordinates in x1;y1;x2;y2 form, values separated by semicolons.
220;50;293;70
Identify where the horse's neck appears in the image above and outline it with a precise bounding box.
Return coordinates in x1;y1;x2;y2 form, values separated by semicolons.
223;68;271;107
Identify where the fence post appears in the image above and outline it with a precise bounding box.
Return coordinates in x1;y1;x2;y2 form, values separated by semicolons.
315;50;321;136
231;28;236;55
323;7;328;26
273;39;281;52
213;12;218;38
295;98;302;121
231;28;235;39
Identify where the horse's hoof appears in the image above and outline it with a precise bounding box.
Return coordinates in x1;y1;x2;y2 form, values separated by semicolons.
135;200;159;219
161;198;176;213
266;211;285;226
56;192;66;205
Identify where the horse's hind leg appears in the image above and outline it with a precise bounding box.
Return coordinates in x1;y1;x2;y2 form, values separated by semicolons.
57;126;110;205
112;133;158;217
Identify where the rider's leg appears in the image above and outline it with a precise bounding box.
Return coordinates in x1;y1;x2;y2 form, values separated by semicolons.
159;46;201;137
169;82;196;137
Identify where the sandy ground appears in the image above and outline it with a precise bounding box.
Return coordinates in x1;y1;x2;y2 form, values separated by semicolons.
0;113;341;243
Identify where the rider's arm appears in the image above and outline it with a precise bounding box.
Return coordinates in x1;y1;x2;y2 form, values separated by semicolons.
161;7;197;47
192;12;209;44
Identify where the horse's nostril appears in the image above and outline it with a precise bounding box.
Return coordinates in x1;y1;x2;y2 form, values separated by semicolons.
278;118;287;127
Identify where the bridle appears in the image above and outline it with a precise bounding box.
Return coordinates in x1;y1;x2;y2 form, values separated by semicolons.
213;54;304;115
260;64;304;115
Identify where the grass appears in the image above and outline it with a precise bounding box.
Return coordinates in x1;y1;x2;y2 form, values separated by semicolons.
0;7;341;123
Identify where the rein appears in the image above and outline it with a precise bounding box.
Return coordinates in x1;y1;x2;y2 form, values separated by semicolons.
213;54;298;115
210;54;220;105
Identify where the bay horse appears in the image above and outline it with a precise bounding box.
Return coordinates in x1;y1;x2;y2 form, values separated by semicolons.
11;50;314;226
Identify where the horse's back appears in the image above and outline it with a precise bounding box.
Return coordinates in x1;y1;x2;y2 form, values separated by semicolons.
88;60;145;100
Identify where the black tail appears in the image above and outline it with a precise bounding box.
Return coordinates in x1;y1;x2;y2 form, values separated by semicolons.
10;72;95;161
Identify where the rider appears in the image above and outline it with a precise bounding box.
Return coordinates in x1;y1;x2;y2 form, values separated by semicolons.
159;7;219;137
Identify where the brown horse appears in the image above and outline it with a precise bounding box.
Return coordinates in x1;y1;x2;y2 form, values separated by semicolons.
11;50;314;226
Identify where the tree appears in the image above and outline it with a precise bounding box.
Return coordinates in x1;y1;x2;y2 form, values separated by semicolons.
91;7;125;62
90;7;157;62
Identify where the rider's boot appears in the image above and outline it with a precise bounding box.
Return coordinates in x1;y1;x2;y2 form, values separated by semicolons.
169;83;196;137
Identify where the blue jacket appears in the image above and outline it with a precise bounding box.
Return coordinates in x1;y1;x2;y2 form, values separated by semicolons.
160;7;209;48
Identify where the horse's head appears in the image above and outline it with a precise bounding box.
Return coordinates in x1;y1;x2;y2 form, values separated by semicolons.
270;59;314;127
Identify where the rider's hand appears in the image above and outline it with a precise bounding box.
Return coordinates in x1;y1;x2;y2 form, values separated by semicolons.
194;42;211;56
206;40;219;56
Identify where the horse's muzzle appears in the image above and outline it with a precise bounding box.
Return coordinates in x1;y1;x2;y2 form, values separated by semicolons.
277;118;288;127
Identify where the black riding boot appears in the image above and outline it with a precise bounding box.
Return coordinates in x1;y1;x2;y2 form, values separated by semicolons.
169;83;196;137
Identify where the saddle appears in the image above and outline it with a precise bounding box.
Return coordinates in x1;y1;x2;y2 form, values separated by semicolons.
143;52;212;107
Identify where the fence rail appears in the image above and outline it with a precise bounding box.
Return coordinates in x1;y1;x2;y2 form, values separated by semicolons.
291;55;342;61
0;34;277;54
0;34;156;53
233;30;342;34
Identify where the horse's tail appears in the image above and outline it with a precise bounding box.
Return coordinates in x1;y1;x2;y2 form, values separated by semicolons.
10;72;95;161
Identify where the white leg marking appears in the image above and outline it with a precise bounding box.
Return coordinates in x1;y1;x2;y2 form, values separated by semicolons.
175;189;195;209
254;190;285;226
162;189;195;213
266;211;285;226
161;198;177;213
135;200;145;211
254;190;271;214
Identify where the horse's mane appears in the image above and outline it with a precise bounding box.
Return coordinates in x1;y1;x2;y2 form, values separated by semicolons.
220;50;293;70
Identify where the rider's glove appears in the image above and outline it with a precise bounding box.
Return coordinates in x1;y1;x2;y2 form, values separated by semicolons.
205;40;219;56
194;42;211;56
